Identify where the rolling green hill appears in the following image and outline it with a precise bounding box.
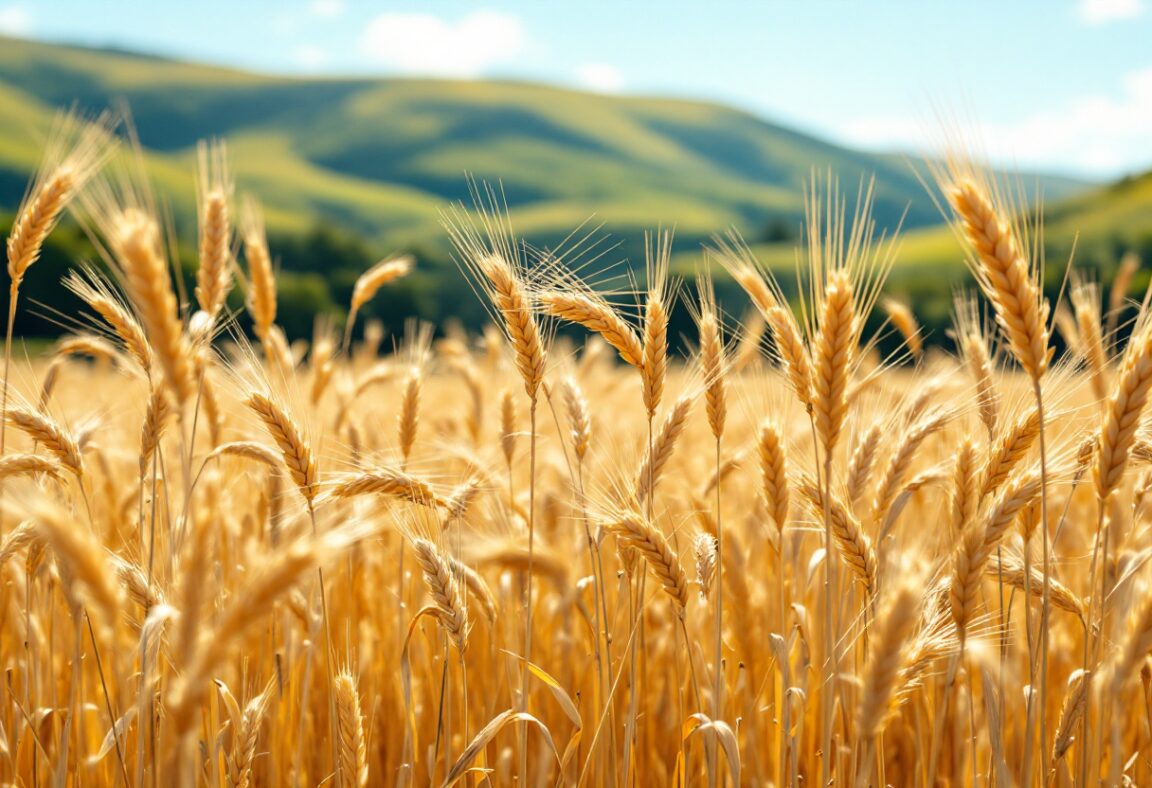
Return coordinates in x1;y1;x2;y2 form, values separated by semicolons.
0;36;1090;256
6;35;1146;349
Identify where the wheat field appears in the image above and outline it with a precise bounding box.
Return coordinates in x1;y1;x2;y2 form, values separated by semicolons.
1;114;1150;788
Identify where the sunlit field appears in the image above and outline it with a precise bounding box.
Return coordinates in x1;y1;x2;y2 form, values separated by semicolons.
1;115;1151;788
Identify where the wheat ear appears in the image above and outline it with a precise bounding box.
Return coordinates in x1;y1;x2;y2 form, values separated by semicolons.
326;468;440;508
194;139;233;321
493;390;515;473
1107;251;1139;337
224;682;274;788
245;392;317;506
334;672;369;787
0;454;64;481
606;511;690;614
538;291;643;367
871;407;950;525
1095;324;1152;501
398;365;421;464
641;272;669;418
759;421;789;533
634;395;693;504
21;498;121;624
205;441;282;469
1071;276;1109;404
109;210;193;403
64;271;153;372
988;553;1085;622
694;532;718;600
478;254;545;400
170;525;367;735
949;469;1043;637
959;325;999;438
412;538;469;652
883;298;922;358
345;255;413;346
812;269;855;453
951;440;979;532
733;309;765;372
139;387;172;477
767;306;814;411
856;584;918;740
697;277;727;439
447;554;497;623
7;406;84;477
1050;669;1090;766
0;520;39;568
947;178;1050;381
6;114;114;287
981;407;1041;498
845;422;883;507
560;375;591;461
797;475;877;595
241;198;277;341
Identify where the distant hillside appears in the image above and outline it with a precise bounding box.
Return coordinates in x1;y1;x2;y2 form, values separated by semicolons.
0;36;1092;259
682;169;1152;353
4;35;1134;349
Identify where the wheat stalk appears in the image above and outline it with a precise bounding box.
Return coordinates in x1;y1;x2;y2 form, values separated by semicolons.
398;365;421;464
946;177;1050;381
476;254;545;400
326;468;440;508
246;392;318;506
694;532;718;600
634;395;693;504
194;140;233;322
856;584;918;740
108;209;193;403
696;276;726;439
767;306;814;411
759;421;789;533
797;474;877;595
412;537;469;652
242;199;277;342
1071;276;1109;405
139;387;172;477
981;407;1041;498
812;269;855;453
1095;323;1152;501
560;375;591;461
334;672;369;787
7;406;84;477
605;510;690;614
883;298;922;358
538;291;643;367
949;469;1043;637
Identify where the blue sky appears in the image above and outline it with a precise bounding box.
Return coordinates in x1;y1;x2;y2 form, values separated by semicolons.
1;0;1148;178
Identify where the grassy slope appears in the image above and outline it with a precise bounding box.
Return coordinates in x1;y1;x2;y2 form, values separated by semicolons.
7;34;1146;349
0;36;1093;265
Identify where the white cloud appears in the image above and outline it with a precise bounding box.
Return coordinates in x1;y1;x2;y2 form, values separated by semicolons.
576;63;623;94
295;44;327;70
359;10;527;77
1078;0;1143;24
310;0;344;18
842;66;1152;176
0;6;31;35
